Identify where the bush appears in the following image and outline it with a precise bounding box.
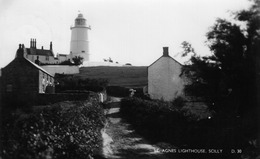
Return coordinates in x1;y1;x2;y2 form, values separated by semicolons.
106;86;130;97
0;100;105;159
55;74;108;93
171;96;185;109
120;97;248;153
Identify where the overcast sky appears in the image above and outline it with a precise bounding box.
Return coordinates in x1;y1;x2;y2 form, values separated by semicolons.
0;0;252;68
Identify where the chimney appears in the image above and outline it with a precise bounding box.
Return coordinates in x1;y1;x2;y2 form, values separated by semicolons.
32;39;35;48
34;39;37;48
50;41;52;50
16;44;24;58
30;39;32;48
163;47;169;56
42;46;44;50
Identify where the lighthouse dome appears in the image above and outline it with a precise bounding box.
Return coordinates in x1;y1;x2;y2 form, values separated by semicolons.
77;13;84;19
75;13;86;26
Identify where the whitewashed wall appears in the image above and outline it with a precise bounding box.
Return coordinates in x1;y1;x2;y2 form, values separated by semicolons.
148;56;184;101
41;65;79;76
26;55;57;64
57;54;70;63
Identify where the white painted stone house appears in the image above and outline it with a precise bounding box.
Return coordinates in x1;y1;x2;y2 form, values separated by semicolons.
148;47;185;101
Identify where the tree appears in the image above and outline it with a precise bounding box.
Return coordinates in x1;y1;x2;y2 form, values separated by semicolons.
182;0;260;116
181;41;196;57
181;42;222;108
72;56;84;65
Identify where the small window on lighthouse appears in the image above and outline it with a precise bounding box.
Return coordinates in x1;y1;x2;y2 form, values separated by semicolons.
82;51;85;53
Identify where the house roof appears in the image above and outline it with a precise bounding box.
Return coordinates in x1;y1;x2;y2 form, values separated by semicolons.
4;45;53;77
3;57;54;78
148;55;183;68
26;48;54;56
24;58;54;77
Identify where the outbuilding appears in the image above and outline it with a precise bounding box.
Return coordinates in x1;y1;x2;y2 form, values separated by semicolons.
148;47;185;101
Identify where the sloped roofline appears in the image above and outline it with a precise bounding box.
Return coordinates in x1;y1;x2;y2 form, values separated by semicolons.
24;58;54;77
3;57;54;77
148;55;183;68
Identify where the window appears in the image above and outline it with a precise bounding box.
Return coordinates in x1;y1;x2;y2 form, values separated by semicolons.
82;51;85;53
6;84;12;92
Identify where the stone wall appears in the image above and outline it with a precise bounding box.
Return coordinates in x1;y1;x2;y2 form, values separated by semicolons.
1;58;39;97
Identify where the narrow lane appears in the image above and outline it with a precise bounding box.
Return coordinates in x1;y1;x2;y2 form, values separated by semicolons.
101;97;176;159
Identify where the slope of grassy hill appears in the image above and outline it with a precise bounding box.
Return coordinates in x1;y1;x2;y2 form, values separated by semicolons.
75;66;148;88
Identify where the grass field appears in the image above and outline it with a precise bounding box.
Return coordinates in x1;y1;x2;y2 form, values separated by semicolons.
75;66;148;88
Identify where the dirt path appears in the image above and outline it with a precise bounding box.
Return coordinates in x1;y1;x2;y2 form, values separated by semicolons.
101;97;176;159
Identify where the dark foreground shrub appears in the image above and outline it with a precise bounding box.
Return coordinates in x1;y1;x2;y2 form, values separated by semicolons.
106;86;130;97
0;100;105;159
121;97;252;158
55;74;108;93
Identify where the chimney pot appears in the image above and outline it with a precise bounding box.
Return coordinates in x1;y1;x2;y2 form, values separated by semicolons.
33;39;35;48
34;39;37;48
42;46;43;50
50;41;52;50
163;47;169;56
16;44;24;58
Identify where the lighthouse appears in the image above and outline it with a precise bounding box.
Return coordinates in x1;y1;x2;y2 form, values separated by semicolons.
70;13;91;62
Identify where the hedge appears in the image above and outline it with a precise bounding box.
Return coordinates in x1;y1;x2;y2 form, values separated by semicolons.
106;86;130;97
55;74;108;93
0;100;105;159
120;97;248;154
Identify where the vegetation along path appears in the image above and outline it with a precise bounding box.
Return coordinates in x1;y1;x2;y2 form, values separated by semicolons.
101;97;176;159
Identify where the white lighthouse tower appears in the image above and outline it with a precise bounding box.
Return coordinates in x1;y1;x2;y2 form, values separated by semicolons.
70;13;91;62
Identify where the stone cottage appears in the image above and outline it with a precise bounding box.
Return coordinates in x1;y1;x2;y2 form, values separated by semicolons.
148;47;185;101
1;44;54;104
